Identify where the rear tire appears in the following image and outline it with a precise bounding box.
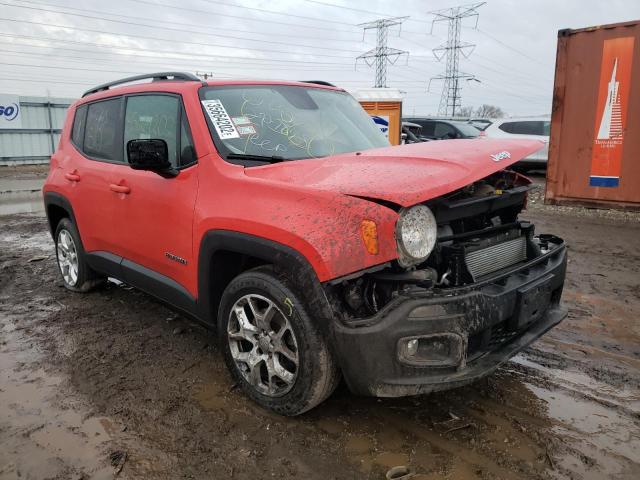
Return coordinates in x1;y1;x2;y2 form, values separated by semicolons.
54;218;105;292
218;266;340;416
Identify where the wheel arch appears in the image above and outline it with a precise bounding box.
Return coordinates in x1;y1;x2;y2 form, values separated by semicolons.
43;192;77;238
197;230;334;328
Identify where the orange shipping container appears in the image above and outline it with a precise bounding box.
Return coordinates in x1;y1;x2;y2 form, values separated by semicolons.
355;89;403;146
546;20;640;209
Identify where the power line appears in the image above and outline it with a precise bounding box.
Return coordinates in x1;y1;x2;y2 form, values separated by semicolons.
0;46;361;73
194;0;360;28
0;1;365;54
0;17;358;60
356;17;409;88
466;57;552;93
297;0;432;24
475;28;550;67
0;33;356;66
428;2;485;117
0;60;193;77
0;75;91;85
11;0;369;45
126;0;359;34
407;53;551;95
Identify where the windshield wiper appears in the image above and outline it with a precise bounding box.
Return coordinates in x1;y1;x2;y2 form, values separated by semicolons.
226;153;284;163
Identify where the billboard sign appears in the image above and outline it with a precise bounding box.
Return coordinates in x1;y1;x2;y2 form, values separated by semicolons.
0;94;22;129
589;37;635;187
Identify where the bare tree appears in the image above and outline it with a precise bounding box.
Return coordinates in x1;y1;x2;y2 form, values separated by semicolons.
458;106;475;118
475;104;505;118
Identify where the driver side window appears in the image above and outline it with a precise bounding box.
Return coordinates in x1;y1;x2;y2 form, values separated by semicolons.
124;95;196;168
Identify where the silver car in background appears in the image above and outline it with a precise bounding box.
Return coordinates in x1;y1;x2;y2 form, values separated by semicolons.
483;117;550;171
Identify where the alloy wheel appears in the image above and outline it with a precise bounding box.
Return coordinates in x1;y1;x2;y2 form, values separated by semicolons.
57;229;79;286
227;294;299;397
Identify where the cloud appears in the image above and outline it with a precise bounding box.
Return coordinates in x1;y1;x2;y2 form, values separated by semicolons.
1;0;638;116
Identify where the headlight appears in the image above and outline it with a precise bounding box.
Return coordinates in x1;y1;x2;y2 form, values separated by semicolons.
396;205;437;267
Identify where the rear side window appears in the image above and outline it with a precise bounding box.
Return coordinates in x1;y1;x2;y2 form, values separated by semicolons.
499;121;548;136
415;120;435;136
84;98;122;161
71;105;87;147
434;122;456;138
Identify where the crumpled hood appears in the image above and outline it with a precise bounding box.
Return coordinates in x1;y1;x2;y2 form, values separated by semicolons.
243;138;545;207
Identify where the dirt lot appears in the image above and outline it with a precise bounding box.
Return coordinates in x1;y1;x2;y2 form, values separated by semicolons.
1;174;639;479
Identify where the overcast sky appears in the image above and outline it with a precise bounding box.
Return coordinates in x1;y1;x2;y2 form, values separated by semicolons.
1;0;639;116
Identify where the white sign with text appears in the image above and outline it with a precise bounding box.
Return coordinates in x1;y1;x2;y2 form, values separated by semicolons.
0;94;22;129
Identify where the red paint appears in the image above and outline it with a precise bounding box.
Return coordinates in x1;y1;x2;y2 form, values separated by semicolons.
44;79;542;299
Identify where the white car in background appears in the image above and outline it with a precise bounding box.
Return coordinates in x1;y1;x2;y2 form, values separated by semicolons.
483;117;550;171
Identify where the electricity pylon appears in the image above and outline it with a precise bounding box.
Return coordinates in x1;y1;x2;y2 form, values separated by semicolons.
357;17;409;88
428;3;484;117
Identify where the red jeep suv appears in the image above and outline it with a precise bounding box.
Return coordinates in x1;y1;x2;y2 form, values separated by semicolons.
43;72;567;415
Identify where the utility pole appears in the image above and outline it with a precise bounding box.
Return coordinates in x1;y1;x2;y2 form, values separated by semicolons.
356;17;409;88
428;3;484;117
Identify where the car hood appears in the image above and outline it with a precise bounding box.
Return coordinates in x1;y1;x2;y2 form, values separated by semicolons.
243;138;544;207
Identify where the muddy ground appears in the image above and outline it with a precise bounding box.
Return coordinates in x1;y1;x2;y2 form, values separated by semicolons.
1;173;639;479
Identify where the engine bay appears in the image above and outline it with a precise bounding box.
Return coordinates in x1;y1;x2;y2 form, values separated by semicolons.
328;170;564;320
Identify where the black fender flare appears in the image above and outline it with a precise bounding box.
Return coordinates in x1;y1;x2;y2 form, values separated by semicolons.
197;230;335;330
43;191;77;237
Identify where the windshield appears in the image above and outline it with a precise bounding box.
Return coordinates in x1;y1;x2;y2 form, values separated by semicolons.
454;122;481;137
200;85;389;162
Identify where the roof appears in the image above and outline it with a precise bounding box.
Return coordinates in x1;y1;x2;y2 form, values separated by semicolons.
79;73;344;102
492;116;551;123
354;88;404;102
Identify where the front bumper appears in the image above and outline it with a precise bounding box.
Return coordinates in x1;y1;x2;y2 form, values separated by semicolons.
330;240;567;397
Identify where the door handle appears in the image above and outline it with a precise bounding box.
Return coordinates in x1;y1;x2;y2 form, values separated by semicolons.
64;172;80;182
109;184;131;194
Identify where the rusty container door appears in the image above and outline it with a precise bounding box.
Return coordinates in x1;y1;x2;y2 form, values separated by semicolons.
546;20;640;209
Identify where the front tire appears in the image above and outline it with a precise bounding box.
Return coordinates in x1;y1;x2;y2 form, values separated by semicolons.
54;218;104;292
218;266;340;416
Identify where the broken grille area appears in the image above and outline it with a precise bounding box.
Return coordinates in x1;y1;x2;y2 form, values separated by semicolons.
465;236;527;280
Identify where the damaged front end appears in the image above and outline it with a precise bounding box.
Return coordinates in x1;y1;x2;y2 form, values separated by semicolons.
326;170;568;397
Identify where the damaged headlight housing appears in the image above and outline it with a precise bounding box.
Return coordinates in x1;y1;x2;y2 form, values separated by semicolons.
396;205;437;267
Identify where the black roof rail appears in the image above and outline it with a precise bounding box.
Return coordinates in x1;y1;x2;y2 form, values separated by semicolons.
300;80;336;87
82;72;202;98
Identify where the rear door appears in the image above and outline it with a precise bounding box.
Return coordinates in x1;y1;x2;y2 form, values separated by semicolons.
109;93;199;296
66;97;126;257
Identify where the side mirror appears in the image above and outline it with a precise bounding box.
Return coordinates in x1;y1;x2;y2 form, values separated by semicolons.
127;139;177;178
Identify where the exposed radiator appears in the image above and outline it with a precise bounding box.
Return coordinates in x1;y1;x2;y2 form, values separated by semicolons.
465;236;527;280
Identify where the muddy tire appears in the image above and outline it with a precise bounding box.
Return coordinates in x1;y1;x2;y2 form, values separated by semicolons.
218;266;340;416
54;218;105;293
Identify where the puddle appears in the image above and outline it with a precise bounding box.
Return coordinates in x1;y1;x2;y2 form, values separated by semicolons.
527;384;640;461
513;355;640;414
0;298;121;479
0;190;44;216
526;382;640;479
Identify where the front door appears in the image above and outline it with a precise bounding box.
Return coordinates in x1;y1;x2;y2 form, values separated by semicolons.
110;93;199;297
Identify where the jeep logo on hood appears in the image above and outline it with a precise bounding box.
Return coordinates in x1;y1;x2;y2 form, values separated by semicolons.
490;151;511;162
